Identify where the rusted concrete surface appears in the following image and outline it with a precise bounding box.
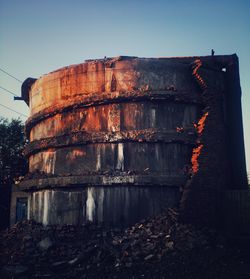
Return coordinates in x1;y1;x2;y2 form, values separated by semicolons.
27;58;199;115
23;57;201;188
28;142;191;177
25;129;196;158
29;102;198;141
19;55;248;227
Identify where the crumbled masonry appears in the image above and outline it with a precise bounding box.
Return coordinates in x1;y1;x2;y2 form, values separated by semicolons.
1;210;250;279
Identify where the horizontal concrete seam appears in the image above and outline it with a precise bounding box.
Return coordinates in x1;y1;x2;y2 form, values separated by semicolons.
24;129;197;157
26;90;202;135
19;174;185;190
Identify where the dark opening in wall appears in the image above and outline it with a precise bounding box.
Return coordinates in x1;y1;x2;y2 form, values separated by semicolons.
16;197;28;223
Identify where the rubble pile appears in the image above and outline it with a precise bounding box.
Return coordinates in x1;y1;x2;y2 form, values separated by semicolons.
0;209;249;279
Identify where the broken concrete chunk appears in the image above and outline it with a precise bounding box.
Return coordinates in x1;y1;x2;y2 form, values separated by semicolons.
37;237;53;251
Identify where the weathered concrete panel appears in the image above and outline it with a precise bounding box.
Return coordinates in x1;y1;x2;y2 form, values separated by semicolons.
29;58;200;116
29;101;198;141
30;186;179;227
29;143;192;177
30;190;84;225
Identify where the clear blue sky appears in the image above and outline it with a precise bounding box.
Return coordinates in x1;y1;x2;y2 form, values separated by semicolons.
0;0;249;174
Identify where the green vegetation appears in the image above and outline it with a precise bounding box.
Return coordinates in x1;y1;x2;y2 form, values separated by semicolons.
0;117;27;184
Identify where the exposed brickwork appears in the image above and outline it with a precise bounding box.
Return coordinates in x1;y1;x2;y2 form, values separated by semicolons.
180;58;235;226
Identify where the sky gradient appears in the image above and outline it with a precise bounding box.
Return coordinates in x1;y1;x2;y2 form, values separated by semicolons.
0;0;249;174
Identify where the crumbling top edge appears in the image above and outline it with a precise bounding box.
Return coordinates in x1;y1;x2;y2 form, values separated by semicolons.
21;54;239;106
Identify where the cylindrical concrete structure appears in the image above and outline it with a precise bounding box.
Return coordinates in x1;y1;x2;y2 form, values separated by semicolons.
20;55;248;227
22;57;199;226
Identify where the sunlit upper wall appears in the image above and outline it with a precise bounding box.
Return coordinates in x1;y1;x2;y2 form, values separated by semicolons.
28;57;200;116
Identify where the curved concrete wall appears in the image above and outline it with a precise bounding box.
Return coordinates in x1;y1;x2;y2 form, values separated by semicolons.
28;58;199;116
21;55;247;227
29;187;179;227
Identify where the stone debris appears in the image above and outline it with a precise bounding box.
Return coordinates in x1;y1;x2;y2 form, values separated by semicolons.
0;209;249;279
37;237;53;251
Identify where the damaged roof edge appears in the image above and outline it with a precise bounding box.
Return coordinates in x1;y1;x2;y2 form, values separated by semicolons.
19;54;239;106
20;78;37;105
84;54;239;65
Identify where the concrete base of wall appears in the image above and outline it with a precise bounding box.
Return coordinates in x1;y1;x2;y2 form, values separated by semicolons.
29;186;179;228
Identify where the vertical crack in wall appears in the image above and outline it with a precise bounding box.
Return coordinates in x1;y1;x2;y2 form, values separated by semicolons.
191;144;204;174
196;112;209;135
190;59;208;176
191;59;207;90
180;58;234;227
180;58;211;224
191;111;209;174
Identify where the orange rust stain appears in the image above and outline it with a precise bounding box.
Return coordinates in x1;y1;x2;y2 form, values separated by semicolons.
197;112;209;134
122;103;140;130
66;149;86;160
191;144;203;174
83;107;102;131
46;148;55;152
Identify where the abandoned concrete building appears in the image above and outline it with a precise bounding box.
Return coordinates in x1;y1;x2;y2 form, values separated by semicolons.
13;55;248;227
